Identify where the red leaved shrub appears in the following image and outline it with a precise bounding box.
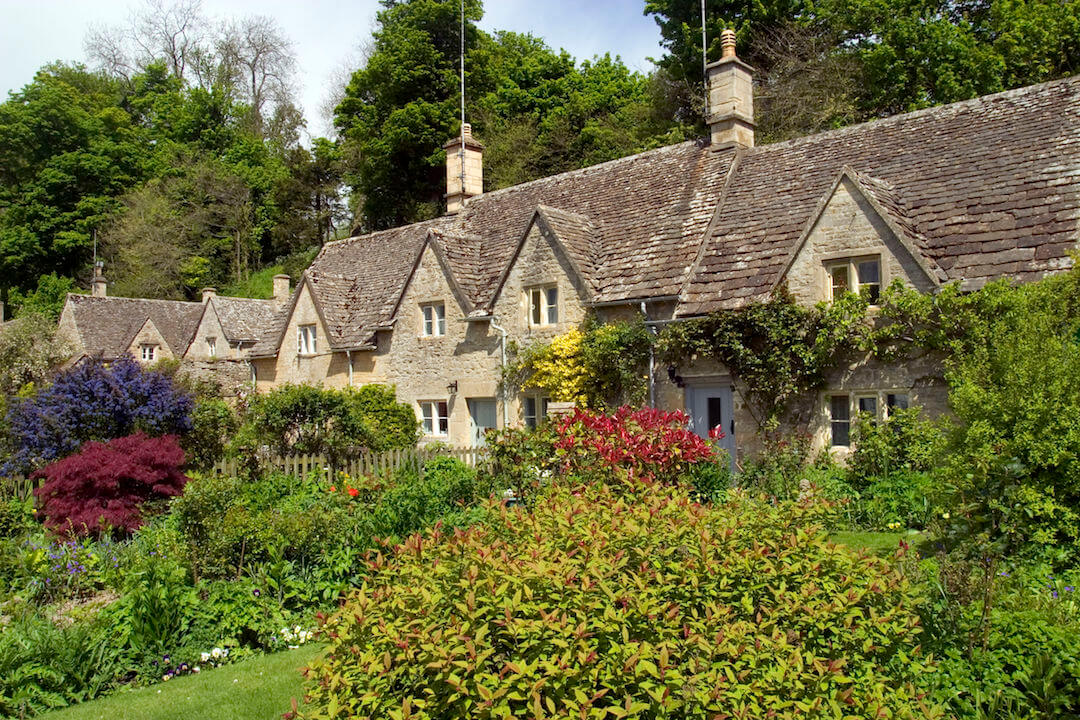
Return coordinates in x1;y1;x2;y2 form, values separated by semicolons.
554;406;716;485
32;433;189;536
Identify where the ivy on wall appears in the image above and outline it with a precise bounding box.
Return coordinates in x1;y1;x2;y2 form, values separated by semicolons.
656;288;870;433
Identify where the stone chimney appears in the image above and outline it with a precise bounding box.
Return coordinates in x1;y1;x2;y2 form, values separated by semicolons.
92;262;107;298
706;29;755;148
444;123;483;214
202;287;217;303
273;274;291;307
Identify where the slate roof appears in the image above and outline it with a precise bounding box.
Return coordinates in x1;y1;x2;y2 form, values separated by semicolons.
63;294;204;359
208;296;278;344
251;75;1080;354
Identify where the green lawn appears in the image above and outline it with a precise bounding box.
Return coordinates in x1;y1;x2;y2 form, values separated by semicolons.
831;530;916;556
40;644;322;720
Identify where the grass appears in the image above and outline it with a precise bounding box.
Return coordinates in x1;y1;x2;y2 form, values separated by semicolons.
40;644;321;720
832;530;919;556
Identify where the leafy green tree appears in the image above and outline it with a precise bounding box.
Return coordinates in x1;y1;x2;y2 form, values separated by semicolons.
8;274;78;322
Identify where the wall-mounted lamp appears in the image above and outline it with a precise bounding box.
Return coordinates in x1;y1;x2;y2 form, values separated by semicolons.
446;380;459;395
666;365;685;389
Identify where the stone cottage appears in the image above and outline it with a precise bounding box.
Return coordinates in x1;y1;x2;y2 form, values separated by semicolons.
57;266;289;395
246;35;1080;459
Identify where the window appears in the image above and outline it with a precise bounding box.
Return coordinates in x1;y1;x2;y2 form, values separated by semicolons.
297;324;317;355
827;256;882;304
830;395;850;447
140;344;157;362
422;303;446;336
420;400;449;436
857;395;878;417
528;286;558;326
206;337;217;358
886;393;910;414
523;396;549;429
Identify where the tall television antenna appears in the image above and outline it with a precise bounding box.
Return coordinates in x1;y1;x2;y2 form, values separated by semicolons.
701;0;708;117
458;0;466;198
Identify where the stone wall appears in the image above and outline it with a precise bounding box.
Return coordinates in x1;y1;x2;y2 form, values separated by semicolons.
128;320;174;363
186;303;224;361
253;282;349;391
177;359;252;397
785;177;937;305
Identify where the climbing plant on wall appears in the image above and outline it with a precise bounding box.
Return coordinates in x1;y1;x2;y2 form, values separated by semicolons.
504;317;654;409
656;287;869;434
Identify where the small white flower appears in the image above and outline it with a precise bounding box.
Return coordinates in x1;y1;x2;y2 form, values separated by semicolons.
211;647;223;659
193;666;200;673
200;652;210;662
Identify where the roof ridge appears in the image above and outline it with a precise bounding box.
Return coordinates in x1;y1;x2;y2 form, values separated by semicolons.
73;294;203;307
323;216;457;252
747;74;1080;156
466;139;708;204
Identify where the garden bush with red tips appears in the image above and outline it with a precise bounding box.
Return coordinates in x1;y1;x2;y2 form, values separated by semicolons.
554;406;717;486
33;433;189;537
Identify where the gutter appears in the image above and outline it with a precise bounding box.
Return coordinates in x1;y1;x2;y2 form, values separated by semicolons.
489;318;510;429
587;294;680;309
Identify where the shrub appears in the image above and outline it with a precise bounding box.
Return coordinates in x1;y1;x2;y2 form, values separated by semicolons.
482;424;561;499
553;406;716;487
0;312;73;398
300;481;942;720
855;471;937;530
3;356;193;476
232;384;417;465
848;407;940;489
373;457;494;538
739;432;815;500
33;433;189;537
182;398;237;471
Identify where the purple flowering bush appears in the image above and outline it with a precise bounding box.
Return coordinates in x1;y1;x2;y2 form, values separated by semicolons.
2;355;193;476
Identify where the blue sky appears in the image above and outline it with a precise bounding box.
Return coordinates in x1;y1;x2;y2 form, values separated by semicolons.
0;0;665;138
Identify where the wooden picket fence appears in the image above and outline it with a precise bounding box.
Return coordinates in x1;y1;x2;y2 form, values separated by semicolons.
212;445;485;481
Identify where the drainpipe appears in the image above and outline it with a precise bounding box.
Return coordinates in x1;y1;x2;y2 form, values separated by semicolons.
641;301;655;408
347;350;353;387
489;319;510;428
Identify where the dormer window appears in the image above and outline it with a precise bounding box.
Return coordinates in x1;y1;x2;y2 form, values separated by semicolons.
140;344;157;363
422;303;446;336
529;286;558;326
826;256;881;304
297;324;317;355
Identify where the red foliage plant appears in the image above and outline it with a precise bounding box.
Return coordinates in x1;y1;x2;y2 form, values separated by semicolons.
32;433;189;537
553;406;716;485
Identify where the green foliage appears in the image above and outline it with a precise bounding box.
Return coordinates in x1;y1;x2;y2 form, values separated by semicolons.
658;288;869;431
9;274;77;321
855;471;937;531
373;457;495;539
738;432;817;499
481;425;561;500
919;563;1080;719
183;399;238;471
301;481;942;719
875;269;1080;568
0;313;72;397
848;407;941;489
232;384;418;466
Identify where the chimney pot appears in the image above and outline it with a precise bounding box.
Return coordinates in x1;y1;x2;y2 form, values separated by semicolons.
720;29;737;58
201;287;217;303
273;274;291;307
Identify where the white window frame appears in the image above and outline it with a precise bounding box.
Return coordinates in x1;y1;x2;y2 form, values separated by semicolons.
297;324;317;356
140;344;156;362
523;395;550;429
420;400;449;437
421;303;446;337
528;286;558;327
825;255;882;304
206;337;217;358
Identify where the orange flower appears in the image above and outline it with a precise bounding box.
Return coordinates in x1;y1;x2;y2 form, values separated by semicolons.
347;487;358;497
329;486;336;492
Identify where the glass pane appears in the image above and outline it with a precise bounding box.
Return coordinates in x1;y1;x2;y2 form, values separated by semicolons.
421;404;433;434
546;288;558;324
830;395;849;421
857;260;880;284
524;397;536;429
831;421;850;447
707;397;723;435
858;396;877;415
531;290;541;324
830;266;849;296
887;393;909;410
540;397;549;417
436;304;446;334
423;306;432;335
